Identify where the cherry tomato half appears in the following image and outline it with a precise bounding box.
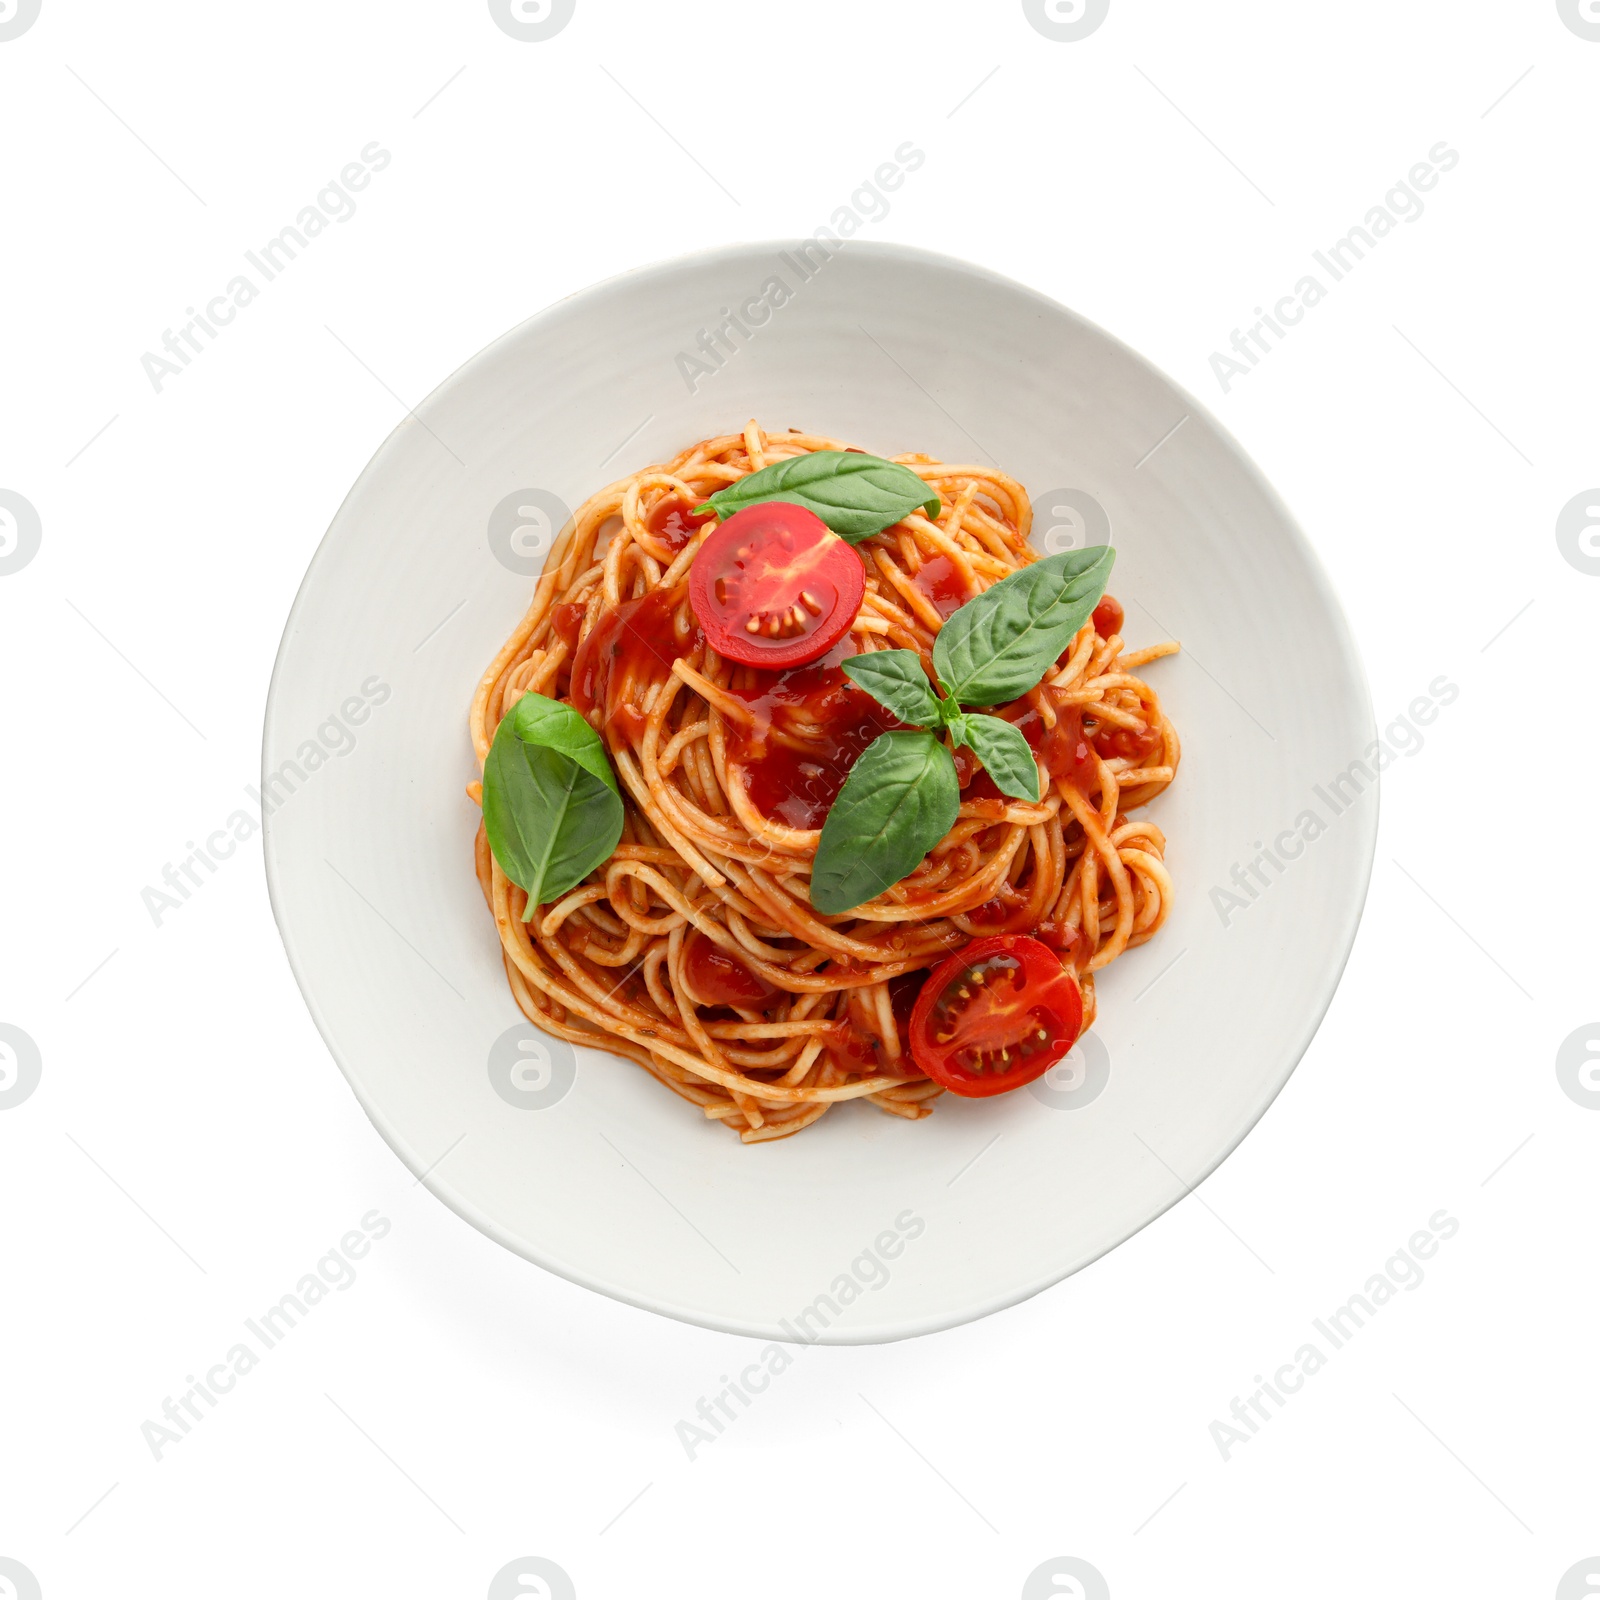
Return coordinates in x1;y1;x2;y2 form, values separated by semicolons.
909;934;1084;1097
688;502;864;669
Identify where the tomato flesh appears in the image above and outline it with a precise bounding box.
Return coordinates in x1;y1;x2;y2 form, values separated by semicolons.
688;502;864;669
909;934;1083;1097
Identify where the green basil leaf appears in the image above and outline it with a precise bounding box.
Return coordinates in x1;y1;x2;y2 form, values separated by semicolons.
959;714;1042;803
482;692;624;918
933;545;1115;707
504;691;621;790
841;650;942;728
810;731;959;915
696;451;941;542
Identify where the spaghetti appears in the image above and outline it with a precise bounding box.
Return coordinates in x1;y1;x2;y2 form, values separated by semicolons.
470;423;1180;1142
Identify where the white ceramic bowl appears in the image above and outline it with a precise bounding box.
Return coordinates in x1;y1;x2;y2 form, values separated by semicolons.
264;241;1375;1343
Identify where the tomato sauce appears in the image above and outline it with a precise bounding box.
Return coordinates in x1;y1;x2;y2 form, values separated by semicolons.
955;703;1098;800
1093;720;1163;766
723;638;903;830
549;602;585;652
911;553;975;620
683;929;778;1008
646;496;711;553
571;585;702;743
1092;594;1125;638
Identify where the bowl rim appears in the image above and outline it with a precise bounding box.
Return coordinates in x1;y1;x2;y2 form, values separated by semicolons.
262;238;1378;1343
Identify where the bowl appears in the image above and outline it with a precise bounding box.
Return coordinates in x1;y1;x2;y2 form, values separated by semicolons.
263;241;1375;1342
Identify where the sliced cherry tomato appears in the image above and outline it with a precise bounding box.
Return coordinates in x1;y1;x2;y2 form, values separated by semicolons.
688;502;864;669
909;934;1083;1097
682;928;779;1009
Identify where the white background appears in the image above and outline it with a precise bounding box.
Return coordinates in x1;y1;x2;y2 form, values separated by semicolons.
3;2;1597;1597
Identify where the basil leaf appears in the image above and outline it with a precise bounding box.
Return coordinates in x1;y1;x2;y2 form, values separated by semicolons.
482;692;624;919
696;451;941;542
958;714;1042;803
810;731;959;915
933;545;1115;707
504;691;620;788
841;650;942;728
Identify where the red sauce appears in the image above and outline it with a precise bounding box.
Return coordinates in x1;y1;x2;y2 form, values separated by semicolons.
962;895;1083;948
955;703;1097;800
1093;721;1163;765
1092;594;1125;638
646;496;711;553
549;602;585;652
723;638;904;830
683;929;778;1008
829;969;930;1075
964;892;1031;932
1032;919;1080;954
888;969;926;1029
571;585;702;743
912;553;975;620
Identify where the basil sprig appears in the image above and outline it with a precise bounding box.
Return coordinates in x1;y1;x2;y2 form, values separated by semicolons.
482;692;624;919
808;546;1115;914
694;451;940;543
